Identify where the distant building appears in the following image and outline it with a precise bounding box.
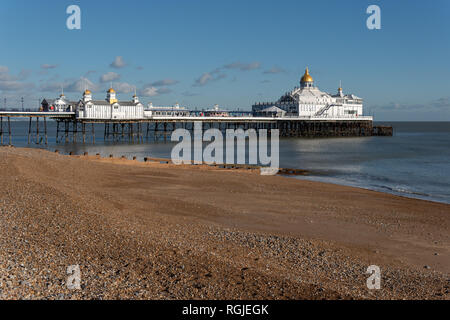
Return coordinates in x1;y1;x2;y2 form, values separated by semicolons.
41;92;77;112
253;106;286;118
252;68;364;118
144;102;190;117
203;104;229;117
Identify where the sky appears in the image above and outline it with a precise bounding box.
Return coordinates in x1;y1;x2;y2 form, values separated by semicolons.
0;0;449;120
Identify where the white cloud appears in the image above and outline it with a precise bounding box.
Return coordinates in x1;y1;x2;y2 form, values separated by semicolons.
0;66;34;91
113;82;135;94
193;72;226;87
263;67;285;74
224;61;261;71
140;86;159;97
372;97;450;112
139;85;171;96
0;81;34;91
41;64;58;70
64;77;99;93
194;73;212;86
151;79;179;87
100;72;120;83
110;56;126;68
192;61;259;87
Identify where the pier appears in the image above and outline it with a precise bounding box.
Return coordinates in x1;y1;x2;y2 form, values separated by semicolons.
0;111;392;145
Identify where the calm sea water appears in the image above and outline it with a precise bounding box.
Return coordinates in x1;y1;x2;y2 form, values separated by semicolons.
4;120;450;204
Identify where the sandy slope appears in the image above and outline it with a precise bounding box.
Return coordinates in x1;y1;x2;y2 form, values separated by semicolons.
0;147;448;299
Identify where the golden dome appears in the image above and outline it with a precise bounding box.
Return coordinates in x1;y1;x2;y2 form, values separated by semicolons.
108;88;115;93
300;67;314;83
84;89;91;95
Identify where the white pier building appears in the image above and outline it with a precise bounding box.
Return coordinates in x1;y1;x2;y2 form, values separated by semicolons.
76;88;144;120
253;68;365;118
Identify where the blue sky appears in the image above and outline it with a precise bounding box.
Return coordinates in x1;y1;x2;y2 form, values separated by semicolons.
0;0;449;120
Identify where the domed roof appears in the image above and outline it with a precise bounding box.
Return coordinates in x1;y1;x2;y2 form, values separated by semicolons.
107;88;115;93
84;89;91;95
300;67;314;83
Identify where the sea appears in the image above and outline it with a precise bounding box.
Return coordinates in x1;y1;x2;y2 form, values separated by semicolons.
3;120;450;204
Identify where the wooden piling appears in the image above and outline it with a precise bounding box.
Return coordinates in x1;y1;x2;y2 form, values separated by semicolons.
8;117;11;145
44;117;48;145
56;120;59;143
36;117;39;144
92;123;95;144
82;122;86;143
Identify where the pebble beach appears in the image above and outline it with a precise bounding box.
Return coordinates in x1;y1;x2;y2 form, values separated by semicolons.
0;147;448;299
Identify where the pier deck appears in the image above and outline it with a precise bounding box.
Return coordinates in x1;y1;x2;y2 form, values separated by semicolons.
0;111;391;145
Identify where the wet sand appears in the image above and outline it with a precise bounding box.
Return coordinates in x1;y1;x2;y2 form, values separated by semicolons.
0;147;448;299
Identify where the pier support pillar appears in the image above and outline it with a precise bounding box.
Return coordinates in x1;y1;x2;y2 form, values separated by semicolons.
92;123;95;144
8;117;11;145
44;117;48;145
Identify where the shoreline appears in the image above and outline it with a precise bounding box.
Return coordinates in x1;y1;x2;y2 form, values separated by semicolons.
292;174;450;206
0;146;449;299
29;144;450;205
